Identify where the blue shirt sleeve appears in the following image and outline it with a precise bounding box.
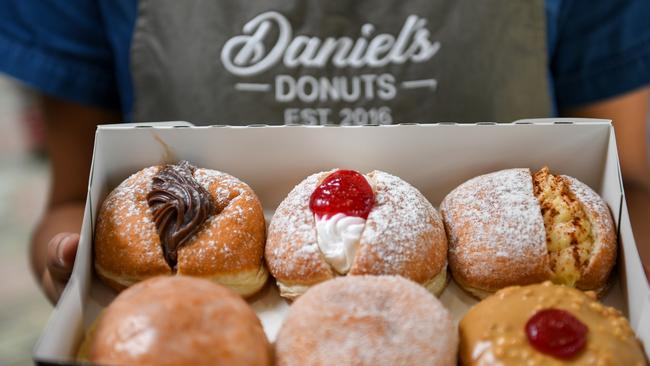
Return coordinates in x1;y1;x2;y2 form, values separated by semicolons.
550;0;650;110
0;1;121;110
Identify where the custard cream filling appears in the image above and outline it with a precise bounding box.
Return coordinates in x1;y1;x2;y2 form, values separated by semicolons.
533;168;595;287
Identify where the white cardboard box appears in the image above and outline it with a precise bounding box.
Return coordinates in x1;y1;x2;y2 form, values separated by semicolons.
34;119;650;364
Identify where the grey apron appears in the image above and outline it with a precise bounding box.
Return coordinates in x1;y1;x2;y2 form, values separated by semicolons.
131;0;551;125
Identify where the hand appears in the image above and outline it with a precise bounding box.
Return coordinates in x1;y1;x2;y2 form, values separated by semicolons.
30;96;119;303
42;232;79;304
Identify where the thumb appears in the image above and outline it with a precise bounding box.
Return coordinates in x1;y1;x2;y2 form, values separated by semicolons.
46;233;79;284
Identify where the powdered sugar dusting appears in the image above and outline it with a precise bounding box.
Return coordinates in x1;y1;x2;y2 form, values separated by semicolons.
440;169;548;288
266;171;336;282
353;171;447;280
194;168;249;204
103;167;158;230
275;276;457;366
177;168;266;275
96;166;163;267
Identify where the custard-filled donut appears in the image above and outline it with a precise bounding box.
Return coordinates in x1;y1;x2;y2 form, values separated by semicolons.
88;276;271;366
440;167;616;299
459;282;646;365
265;169;448;299
95;161;267;296
275;276;457;366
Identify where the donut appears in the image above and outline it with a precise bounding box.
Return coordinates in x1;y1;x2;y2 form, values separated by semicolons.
440;167;616;298
95;161;268;297
275;276;457;366
459;282;646;365
87;276;271;366
265;169;448;299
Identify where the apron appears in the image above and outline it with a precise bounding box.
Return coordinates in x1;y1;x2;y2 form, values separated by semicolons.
131;0;551;125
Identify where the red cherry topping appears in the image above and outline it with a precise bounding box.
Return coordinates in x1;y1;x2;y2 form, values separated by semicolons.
525;308;588;359
309;170;375;219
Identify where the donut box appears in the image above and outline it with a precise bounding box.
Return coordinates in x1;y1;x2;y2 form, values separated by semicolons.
34;119;650;364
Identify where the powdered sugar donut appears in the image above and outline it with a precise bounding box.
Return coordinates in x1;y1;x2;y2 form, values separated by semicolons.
265;169;448;299
95;161;268;297
440;167;616;299
275;276;457;366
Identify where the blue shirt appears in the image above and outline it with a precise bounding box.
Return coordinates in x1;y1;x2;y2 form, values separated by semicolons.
1;0;649;120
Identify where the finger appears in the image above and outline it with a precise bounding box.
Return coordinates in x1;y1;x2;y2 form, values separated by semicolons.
46;233;69;269
46;233;79;283
58;233;79;266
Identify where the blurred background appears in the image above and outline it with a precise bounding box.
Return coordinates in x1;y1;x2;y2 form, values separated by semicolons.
0;75;51;366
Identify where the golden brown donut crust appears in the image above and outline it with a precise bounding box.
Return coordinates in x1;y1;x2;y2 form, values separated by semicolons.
95;167;171;287
440;168;617;299
459;282;646;366
275;276;457;366
95;166;267;296
265;170;448;299
89;276;271;366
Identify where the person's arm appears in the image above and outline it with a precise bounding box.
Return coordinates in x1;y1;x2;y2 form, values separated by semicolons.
561;87;650;279
31;95;120;304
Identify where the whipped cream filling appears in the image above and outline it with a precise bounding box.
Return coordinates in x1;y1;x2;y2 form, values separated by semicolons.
315;213;365;274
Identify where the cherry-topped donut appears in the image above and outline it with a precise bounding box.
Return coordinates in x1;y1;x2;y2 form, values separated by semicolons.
266;169;449;300
459;282;647;365
525;308;588;359
309;170;375;219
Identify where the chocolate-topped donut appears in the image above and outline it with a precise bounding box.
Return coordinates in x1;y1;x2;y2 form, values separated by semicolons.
94;161;267;297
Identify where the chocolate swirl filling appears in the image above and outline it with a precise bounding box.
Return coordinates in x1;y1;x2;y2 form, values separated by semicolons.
146;161;215;269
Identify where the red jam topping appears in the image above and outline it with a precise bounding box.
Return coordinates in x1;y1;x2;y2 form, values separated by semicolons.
309;170;374;219
525;308;588;359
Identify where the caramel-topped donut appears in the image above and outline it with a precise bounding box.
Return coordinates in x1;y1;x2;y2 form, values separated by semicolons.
88;276;271;366
440;167;616;298
275;276;458;366
95;161;267;297
265;169;448;299
459;282;646;365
